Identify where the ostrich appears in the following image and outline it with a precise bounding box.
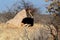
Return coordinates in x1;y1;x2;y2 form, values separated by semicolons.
21;8;34;27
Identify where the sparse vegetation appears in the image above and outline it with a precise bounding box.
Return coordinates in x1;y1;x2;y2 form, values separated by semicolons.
0;0;59;40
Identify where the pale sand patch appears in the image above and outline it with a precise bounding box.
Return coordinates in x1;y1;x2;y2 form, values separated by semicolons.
6;9;27;27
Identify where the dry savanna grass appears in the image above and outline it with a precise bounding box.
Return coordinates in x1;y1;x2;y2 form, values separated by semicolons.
0;9;57;40
0;23;57;40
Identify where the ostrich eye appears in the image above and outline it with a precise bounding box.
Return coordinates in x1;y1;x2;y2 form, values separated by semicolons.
21;17;34;27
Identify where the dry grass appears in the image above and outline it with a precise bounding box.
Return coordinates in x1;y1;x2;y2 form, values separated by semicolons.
0;23;57;40
0;9;57;40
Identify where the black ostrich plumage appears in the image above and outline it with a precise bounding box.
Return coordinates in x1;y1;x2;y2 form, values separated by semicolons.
22;17;34;26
